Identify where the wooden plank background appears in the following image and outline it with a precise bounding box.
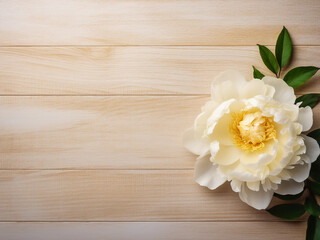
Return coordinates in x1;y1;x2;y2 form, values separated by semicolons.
0;0;319;239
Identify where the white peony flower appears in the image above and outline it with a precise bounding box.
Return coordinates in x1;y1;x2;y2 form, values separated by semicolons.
183;70;320;210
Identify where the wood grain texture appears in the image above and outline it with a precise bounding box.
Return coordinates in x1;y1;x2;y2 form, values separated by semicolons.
0;0;319;46
1;96;319;169
0;170;305;221
0;222;307;240
0;0;319;237
0;46;319;95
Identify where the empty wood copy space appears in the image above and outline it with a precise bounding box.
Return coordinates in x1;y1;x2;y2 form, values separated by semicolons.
0;0;319;239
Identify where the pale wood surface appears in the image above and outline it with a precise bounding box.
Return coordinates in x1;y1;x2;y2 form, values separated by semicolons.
0;170;304;221
0;96;319;169
0;46;319;95
0;0;319;239
0;222;307;240
0;0;319;46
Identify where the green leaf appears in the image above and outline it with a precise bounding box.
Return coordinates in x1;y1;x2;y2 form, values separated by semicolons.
295;94;320;108
253;66;265;79
305;195;320;216
257;44;279;75
275;26;292;69
267;204;305;220
306;215;320;240
274;191;304;200
306;215;316;240
284;66;320;88
310;163;320;183
308;180;320;196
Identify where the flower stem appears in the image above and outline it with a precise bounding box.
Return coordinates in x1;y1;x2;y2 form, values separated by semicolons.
277;68;281;78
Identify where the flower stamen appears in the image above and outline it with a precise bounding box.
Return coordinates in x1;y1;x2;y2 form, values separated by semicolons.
230;110;276;152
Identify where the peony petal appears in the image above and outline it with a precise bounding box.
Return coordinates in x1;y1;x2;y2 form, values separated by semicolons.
247;181;260;191
294;135;306;156
194;101;219;133
211;70;247;102
243;96;298;125
212;144;240;166
209;141;220;160
302;135;320;163
183;127;210;156
230;179;242;192
194;155;227;190
240;139;277;171
239;184;273;210
206;99;235;135
298;107;313;132
262;76;295;104
289;156;311;182
224;164;260;182
210;112;234;145
275;179;304;195
240;79;275;99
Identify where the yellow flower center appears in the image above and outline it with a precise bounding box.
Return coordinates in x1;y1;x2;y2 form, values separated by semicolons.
230;110;276;152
